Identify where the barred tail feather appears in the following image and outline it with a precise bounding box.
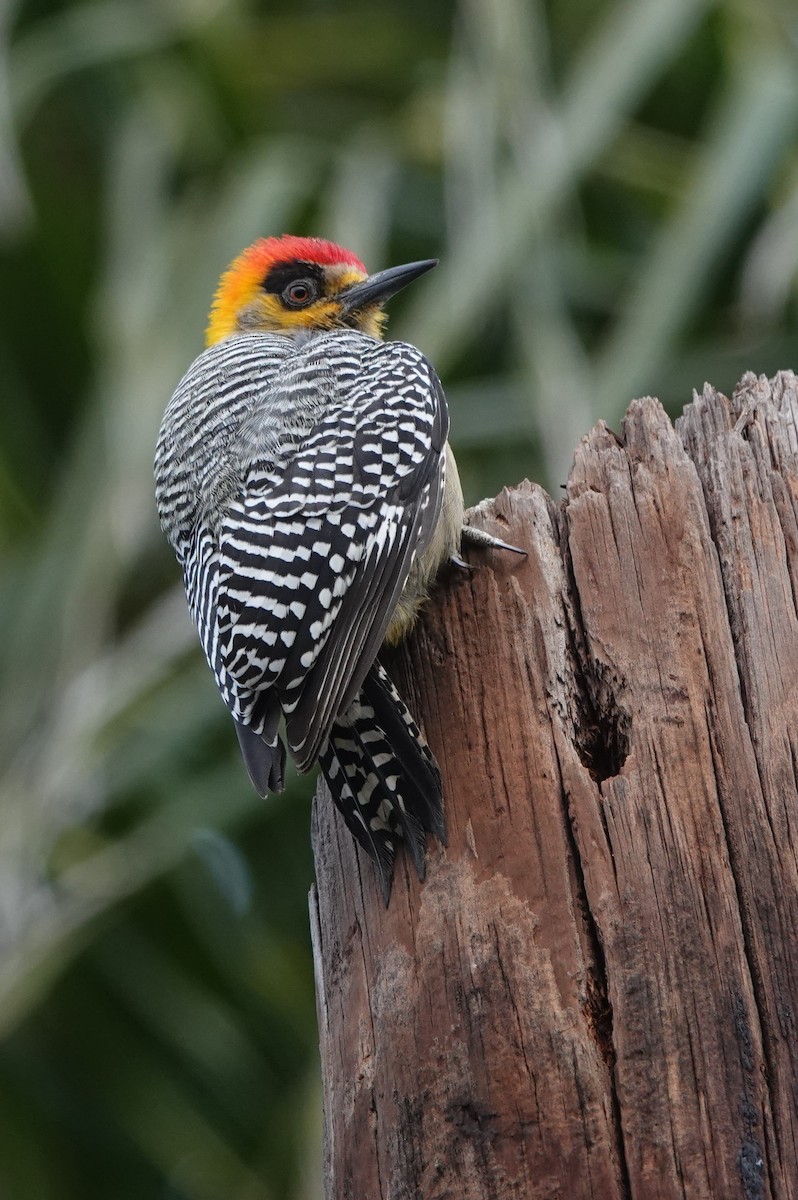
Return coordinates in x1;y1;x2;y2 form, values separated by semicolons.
318;661;445;903
319;746;396;904
361;662;445;843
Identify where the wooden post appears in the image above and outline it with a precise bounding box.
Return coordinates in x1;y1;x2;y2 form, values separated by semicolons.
309;372;798;1200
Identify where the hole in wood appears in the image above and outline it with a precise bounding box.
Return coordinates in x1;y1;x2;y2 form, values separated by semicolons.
573;671;631;783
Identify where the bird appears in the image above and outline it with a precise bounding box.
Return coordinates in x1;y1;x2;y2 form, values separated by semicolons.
155;235;518;900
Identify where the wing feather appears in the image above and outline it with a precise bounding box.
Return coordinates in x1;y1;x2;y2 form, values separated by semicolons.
213;334;448;769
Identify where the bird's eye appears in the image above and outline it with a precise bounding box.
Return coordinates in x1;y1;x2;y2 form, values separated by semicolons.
282;279;318;308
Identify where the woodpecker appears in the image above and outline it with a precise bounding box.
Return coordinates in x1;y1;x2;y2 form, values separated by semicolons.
155;235;513;900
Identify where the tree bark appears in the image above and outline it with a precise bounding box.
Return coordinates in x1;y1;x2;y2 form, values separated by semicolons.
309;371;798;1200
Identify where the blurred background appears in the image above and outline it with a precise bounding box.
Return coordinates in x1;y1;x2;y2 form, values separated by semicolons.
1;0;797;1195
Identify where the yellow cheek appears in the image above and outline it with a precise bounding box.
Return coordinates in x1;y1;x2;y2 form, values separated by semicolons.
287;301;341;329
228;295;338;333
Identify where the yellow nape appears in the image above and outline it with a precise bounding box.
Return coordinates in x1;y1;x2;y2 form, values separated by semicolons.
206;245;270;346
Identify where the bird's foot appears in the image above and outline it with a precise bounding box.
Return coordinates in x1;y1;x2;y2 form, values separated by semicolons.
460;524;526;557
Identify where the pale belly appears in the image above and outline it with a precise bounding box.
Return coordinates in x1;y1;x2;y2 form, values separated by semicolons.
384;442;464;645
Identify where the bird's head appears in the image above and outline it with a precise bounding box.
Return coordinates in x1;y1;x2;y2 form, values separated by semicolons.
206;235;437;347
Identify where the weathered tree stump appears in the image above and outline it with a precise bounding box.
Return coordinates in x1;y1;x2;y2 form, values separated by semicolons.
309;372;798;1200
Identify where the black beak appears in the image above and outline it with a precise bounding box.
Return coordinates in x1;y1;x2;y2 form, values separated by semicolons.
339;258;438;314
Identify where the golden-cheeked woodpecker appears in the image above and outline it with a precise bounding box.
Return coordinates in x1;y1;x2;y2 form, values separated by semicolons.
155;236;517;900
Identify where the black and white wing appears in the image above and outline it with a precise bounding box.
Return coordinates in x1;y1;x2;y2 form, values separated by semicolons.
213;330;448;773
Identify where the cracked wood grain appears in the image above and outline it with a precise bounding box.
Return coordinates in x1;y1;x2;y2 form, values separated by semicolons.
310;373;798;1200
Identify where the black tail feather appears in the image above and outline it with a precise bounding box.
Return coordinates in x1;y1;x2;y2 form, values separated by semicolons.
348;718;428;881
317;661;444;902
360;664;446;844
319;745;396;903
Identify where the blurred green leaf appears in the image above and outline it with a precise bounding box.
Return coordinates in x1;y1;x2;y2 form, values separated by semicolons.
2;0;798;1195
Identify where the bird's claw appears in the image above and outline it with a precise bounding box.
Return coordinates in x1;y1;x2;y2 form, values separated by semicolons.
461;524;526;556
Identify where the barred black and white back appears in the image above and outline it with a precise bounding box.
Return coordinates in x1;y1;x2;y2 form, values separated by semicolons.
155;329;448;898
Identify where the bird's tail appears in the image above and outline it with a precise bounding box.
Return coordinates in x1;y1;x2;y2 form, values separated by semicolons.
318;660;445;903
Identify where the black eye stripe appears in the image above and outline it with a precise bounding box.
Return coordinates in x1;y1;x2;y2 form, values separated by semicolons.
261;260;325;294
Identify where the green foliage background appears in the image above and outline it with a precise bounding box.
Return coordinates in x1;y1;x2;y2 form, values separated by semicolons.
1;0;797;1195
